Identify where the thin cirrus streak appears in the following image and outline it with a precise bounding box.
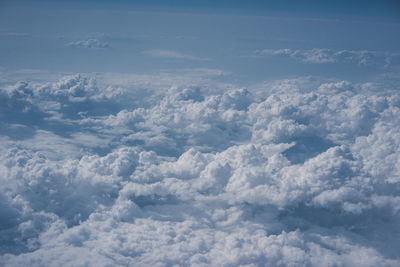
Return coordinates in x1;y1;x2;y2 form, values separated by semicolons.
142;49;211;61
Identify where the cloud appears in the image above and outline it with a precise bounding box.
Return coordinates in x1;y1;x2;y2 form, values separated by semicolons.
68;39;109;49
0;32;31;38
257;48;397;66
0;72;399;265
142;49;210;61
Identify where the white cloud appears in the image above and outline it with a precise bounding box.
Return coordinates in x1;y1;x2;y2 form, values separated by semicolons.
143;49;210;61
257;48;396;66
0;72;399;265
68;38;109;49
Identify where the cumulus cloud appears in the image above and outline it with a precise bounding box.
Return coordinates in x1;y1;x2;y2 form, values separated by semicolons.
257;48;396;66
0;72;399;266
68;38;109;49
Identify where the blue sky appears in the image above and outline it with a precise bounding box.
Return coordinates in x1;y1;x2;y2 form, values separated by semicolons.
1;0;400;83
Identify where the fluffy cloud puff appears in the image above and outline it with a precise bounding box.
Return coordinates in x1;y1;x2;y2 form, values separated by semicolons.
0;74;399;266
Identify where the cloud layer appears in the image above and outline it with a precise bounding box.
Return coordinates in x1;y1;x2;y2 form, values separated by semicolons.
0;73;399;266
256;48;396;66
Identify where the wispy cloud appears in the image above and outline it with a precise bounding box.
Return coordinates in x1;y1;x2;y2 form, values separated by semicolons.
68;38;109;49
0;32;31;38
142;49;210;61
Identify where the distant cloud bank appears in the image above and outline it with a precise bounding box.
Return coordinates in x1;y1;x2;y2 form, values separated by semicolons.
256;48;396;66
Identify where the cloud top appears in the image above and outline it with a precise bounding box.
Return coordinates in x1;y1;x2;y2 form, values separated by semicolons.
0;73;399;266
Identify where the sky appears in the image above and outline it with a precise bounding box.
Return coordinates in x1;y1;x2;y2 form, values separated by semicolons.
1;1;400;266
1;0;400;82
